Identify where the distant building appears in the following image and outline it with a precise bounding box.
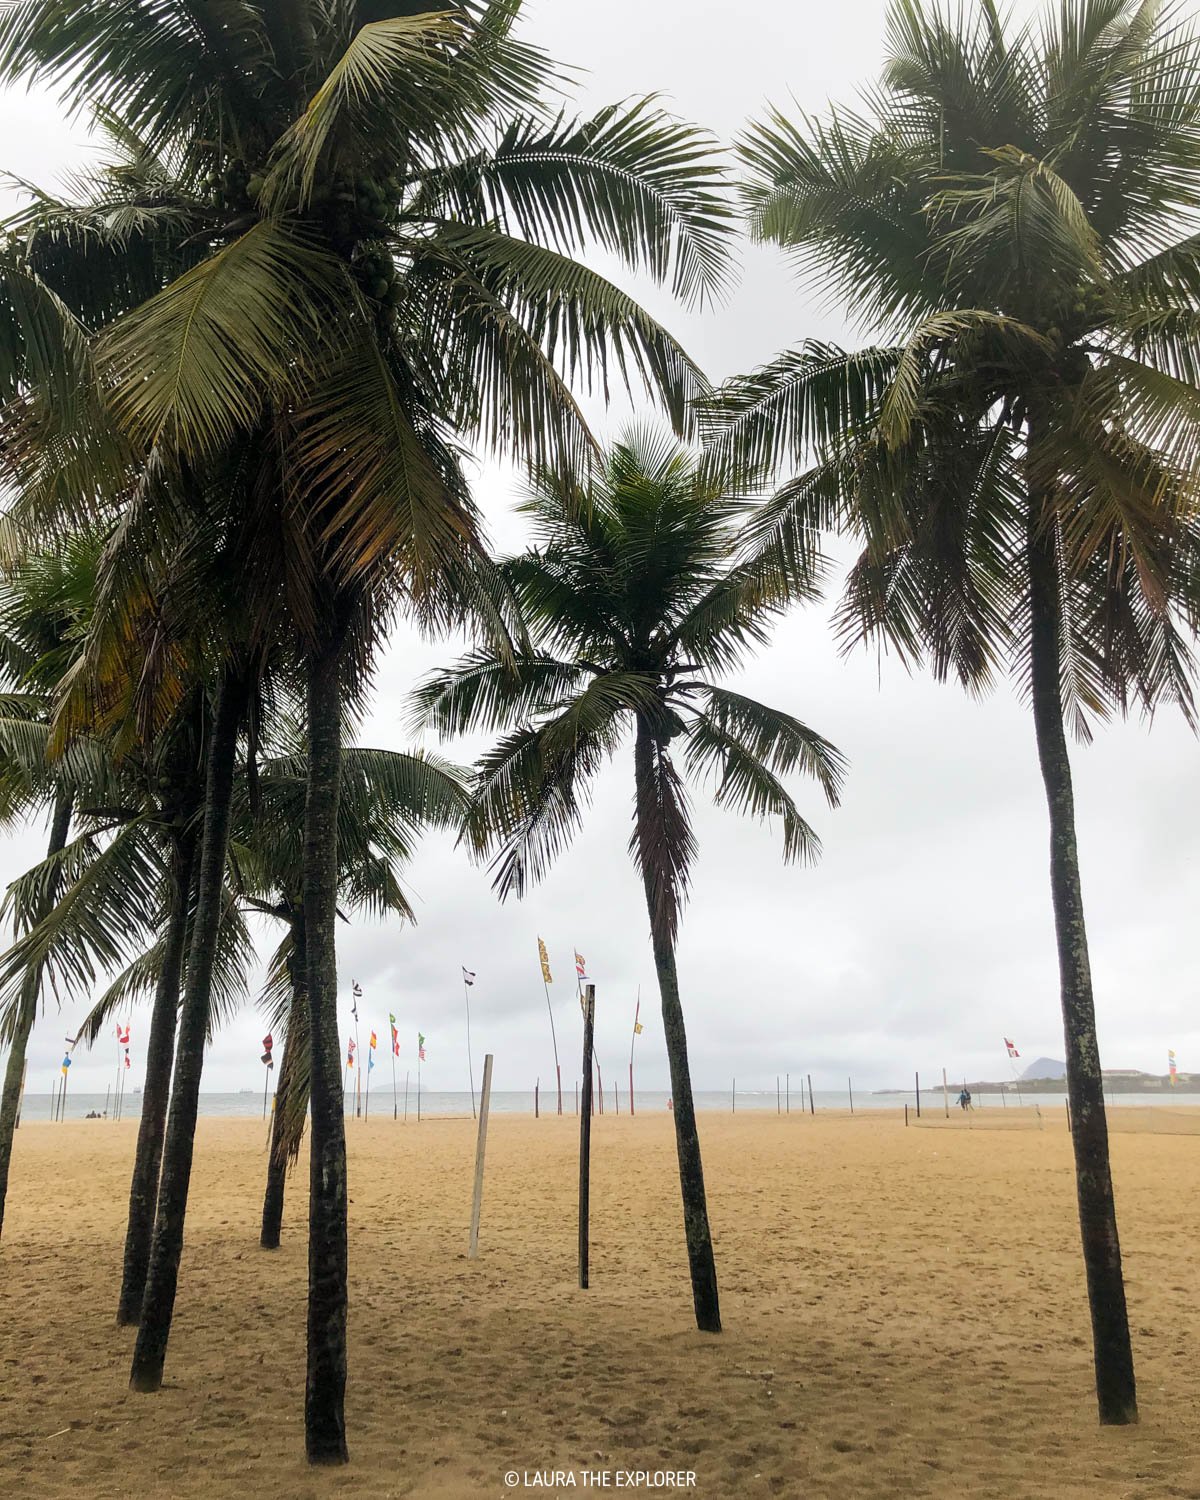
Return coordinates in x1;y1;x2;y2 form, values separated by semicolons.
1101;1069;1148;1079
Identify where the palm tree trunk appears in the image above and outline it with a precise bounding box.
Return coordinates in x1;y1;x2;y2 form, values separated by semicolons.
262;908;307;1250
633;723;721;1333
1027;501;1137;1426
129;673;245;1392
303;632;349;1464
0;793;72;1240
116;825;198;1324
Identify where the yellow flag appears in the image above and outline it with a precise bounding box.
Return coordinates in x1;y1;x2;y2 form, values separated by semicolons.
634;1021;644;1035
537;937;552;984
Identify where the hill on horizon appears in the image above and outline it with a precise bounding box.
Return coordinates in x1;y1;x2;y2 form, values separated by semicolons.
1021;1056;1066;1081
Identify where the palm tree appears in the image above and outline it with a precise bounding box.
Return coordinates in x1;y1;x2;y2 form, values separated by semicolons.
413;428;846;1332
0;537;113;1236
229;743;469;1248
717;0;1200;1425
0;2;734;1457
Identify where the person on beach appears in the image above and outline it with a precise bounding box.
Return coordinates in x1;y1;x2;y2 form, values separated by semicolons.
958;1088;972;1111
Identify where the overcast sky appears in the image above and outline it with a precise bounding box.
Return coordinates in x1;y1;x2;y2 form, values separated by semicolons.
2;0;1197;1100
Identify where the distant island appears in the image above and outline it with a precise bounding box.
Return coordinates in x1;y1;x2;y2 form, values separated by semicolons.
877;1060;1199;1095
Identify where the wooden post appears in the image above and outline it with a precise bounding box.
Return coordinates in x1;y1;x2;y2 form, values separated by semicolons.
615;1079;621;1114
777;1076;781;1114
915;1071;921;1119
403;1070;409;1122
786;1073;790;1114
905;1103;909;1127
808;1074;815;1115
732;1078;736;1114
1066;1098;1073;1133
629;1062;635;1117
535;1079;539;1119
848;1077;854;1113
943;1067;950;1118
575;1080;579;1115
468;1053;494;1259
578;985;595;1289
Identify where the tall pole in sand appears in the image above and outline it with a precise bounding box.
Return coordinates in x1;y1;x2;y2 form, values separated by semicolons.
403;1069;409;1122
389;1015;398;1120
417;1032;425;1121
538;939;563;1114
848;1077;854;1113
462;967;477;1120
629;989;641;1118
468;1054;494;1258
578;984;596;1289
352;981;362;1118
915;1071;921;1119
808;1073;815;1116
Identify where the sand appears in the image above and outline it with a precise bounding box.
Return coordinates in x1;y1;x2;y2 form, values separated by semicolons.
1;1105;1198;1499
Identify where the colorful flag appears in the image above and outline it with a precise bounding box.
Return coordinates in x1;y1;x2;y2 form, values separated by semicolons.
368;1052;375;1071
462;967;475;986
1169;1049;1178;1086
389;1013;399;1056
261;1033;274;1068
634;1020;644;1035
538;937;552;984
369;1030;377;1050
574;950;587;979
418;1031;426;1062
1004;1038;1020;1058
124;1048;131;1070
61;1054;72;1075
116;1023;130;1045
351;980;361;1020
346;1038;356;1068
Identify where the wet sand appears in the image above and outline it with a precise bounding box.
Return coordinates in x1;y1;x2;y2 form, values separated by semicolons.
0;1107;1197;1498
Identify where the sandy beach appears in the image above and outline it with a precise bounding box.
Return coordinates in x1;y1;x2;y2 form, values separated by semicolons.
1;1107;1197;1499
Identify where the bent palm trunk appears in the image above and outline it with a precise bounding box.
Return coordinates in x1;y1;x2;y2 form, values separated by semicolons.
303;634;349;1463
633;724;721;1333
262;908;308;1250
129;675;245;1391
1027;503;1137;1425
0;793;72;1241
117;827;198;1322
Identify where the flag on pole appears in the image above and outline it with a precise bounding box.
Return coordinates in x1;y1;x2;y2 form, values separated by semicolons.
462;967;475;986
370;1030;377;1050
351;980;361;1021
418;1032;426;1062
389;1013;399;1056
117;1023;130;1045
1169;1049;1178;1086
346;1039;356;1068
124;1048;131;1069
537;937;552;984
634;1019;644;1035
368;1051;375;1071
1004;1037;1020;1058
261;1032;274;1068
61;1054;72;1076
574;950;587;979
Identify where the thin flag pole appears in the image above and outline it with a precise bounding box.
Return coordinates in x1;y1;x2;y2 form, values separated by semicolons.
463;969;477;1120
365;1034;372;1120
352;981;362;1119
391;1021;398;1121
417;1033;422;1123
403;1069;410;1122
103;1083;111;1121
538;939;563;1115
629;988;640;1118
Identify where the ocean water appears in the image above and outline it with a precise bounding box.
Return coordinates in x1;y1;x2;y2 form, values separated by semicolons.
17;1085;1200;1124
